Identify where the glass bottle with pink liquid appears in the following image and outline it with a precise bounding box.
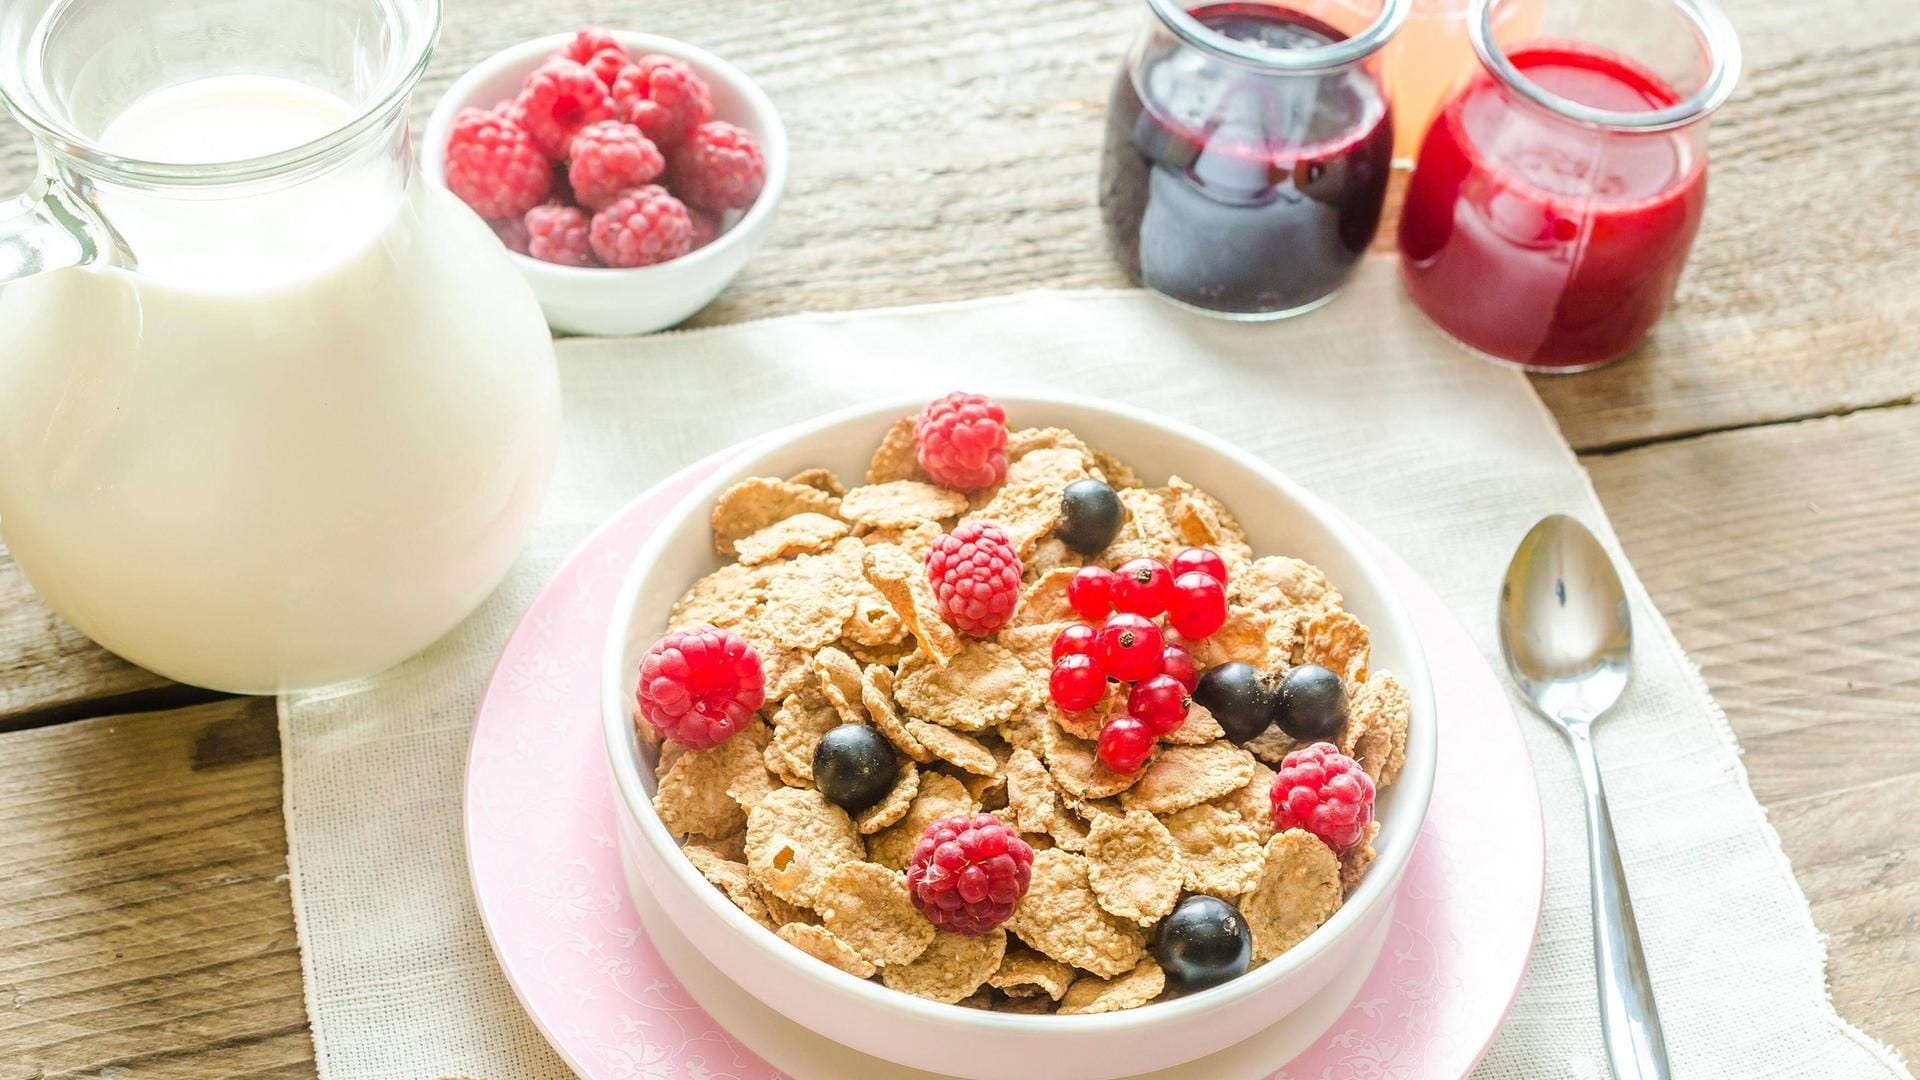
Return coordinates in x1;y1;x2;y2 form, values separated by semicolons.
1100;0;1406;321
1398;0;1740;371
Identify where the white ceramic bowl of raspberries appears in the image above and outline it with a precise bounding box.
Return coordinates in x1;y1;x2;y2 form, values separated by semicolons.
599;393;1437;1080
424;27;787;336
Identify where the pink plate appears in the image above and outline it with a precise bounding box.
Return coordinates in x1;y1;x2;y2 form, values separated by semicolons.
465;451;1545;1080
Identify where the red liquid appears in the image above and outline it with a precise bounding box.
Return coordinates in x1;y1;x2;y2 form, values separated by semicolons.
1100;4;1394;316
1398;43;1707;369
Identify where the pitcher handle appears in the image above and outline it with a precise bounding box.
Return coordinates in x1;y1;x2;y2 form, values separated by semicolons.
1;176;98;282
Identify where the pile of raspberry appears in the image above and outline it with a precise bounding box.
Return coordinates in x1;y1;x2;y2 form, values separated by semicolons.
443;26;767;268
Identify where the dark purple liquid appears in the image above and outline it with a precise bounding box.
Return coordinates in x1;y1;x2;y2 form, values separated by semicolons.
1100;4;1394;316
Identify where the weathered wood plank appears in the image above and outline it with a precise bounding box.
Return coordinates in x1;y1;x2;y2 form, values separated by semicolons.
0;699;314;1078
1588;404;1920;1058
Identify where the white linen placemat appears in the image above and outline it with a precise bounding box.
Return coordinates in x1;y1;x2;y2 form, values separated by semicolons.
281;260;1911;1080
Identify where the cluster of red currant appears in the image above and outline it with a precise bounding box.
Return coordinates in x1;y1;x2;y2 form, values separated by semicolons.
1047;548;1232;774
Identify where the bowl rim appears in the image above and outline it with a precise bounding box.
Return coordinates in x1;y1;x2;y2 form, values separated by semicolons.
599;391;1438;1034
420;29;789;281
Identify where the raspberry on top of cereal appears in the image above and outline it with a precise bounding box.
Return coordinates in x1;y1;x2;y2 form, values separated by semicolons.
632;393;1412;1012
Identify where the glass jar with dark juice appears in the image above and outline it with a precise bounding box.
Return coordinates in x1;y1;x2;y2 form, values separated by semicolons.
1101;0;1406;320
1398;0;1741;371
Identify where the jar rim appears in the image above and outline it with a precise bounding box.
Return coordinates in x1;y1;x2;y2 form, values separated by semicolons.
0;0;442;187
1144;0;1409;73
1468;0;1741;132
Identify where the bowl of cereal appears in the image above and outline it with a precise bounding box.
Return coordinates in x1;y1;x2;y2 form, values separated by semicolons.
600;393;1435;1080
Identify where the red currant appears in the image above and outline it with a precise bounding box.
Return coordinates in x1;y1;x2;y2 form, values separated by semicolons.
1111;558;1174;617
1067;565;1116;621
1167;571;1228;639
1128;674;1191;736
1049;654;1105;712
1095;613;1163;682
1096;715;1156;773
1051;623;1098;664
1170;547;1229;585
1159;643;1199;693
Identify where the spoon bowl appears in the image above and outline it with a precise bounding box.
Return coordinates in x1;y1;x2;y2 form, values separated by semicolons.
1499;513;1632;727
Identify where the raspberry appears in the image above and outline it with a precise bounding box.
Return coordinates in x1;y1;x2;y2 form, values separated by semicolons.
525;201;594;266
1270;742;1376;852
669;121;767;212
612;54;713;147
925;522;1022;636
1049;653;1104;712
1067;565;1115;621
635;624;765;749
1097;715;1156;773
514;59;615;159
687;207;720;250
442;107;551;219
913;392;1008;492
906;813;1034;934
559;26;627;69
589;184;694;268
567;120;665;210
488;215;531;254
1168;571;1228;639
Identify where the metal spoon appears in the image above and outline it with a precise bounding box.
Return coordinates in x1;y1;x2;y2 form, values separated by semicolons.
1499;514;1669;1080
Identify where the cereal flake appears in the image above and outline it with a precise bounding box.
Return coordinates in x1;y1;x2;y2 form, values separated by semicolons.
744;786;867;907
1119;742;1256;814
1243;830;1342;962
817;860;936;966
1085;810;1183;926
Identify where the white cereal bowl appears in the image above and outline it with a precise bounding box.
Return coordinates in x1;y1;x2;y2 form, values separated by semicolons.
600;394;1437;1080
422;32;787;336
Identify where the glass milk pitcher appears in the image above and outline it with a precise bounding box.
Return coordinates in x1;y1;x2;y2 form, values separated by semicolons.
0;0;561;693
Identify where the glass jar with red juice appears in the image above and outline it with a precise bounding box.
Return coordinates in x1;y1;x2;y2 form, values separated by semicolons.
1101;0;1407;320
1398;0;1741;370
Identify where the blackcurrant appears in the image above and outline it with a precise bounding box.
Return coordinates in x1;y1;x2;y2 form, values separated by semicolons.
1056;479;1125;554
812;724;898;811
1192;661;1276;745
1274;663;1348;740
1154;895;1252;993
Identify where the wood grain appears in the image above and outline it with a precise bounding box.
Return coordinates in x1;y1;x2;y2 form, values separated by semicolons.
0;698;313;1079
1589;404;1920;1058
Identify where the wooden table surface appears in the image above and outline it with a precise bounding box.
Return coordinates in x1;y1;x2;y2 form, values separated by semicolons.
2;0;1916;1075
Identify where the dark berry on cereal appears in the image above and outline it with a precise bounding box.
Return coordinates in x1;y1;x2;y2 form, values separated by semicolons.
1057;478;1125;554
812;723;899;812
1194;661;1275;745
1155;895;1252;992
1275;663;1348;741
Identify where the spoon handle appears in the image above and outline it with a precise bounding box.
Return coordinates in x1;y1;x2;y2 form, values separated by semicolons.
1568;723;1671;1080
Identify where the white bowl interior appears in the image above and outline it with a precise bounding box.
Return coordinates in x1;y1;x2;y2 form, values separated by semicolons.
420;31;788;335
601;393;1436;1040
